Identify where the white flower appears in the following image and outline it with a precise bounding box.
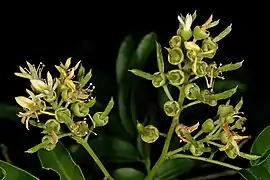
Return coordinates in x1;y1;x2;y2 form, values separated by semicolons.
178;13;193;31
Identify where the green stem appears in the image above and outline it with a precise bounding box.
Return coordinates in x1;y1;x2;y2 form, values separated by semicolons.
163;85;173;100
145;115;180;180
182;101;201;109
73;136;113;180
170;154;242;171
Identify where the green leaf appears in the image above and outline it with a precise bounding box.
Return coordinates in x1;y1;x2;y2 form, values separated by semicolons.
156;41;164;72
116;35;137;84
154;159;195;180
213;24;232;42
250;126;270;166
129;69;153;80
219;60;244;72
213;86;238;100
240;126;270;180
89;135;139;163
0;160;38;180
38;142;85;180
0;103;21;122
118;84;136;137
112;168;144;180
131;32;156;68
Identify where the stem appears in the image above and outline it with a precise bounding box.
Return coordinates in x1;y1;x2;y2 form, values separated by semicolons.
163;85;173;100
145;115;180;180
145;86;185;180
182;101;201;109
170;154;242;171
73;136;113;180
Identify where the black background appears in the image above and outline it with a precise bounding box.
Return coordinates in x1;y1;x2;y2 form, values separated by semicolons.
1;3;269;180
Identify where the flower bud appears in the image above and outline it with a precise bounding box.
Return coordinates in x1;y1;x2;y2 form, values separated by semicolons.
55;108;73;125
220;131;229;144
199;90;217;106
225;146;237;159
93;112;109;127
218;105;234;117
71;102;89;117
167;70;185;86
164;100;180;117
169;36;182;48
202;119;214;133
140;125;159;143
225;115;235;124
167;47;184;65
184;83;200;100
189;142;204;156
184;41;200;53
45;119;61;133
70;121;89;137
193;26;209;40
136;122;145;134
152;72;166;88
180;29;192;41
42;135;56;151
200;38;218;59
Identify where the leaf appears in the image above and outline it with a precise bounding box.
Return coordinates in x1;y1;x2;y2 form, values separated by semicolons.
213;86;238;100
154;159;195;180
240;126;270;180
213;24;232;42
38;142;85;180
118;84;136;137
0;103;21;122
219;60;244;72
0;160;39;180
129;69;153;80
214;80;246;93
131;32;156;68
112;168;144;180
156;41;164;72
250;126;270;166
116;35;137;84
89;135;139;163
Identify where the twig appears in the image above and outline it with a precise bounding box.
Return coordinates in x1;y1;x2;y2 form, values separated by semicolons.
185;170;237;180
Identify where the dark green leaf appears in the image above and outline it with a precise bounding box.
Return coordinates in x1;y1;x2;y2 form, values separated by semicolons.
219;60;244;72
0;103;21;122
113;168;144;180
0;160;38;180
154;159;195;180
129;69;153;80
116;35;137;84
240;126;270;180
250;126;270;166
214;80;246;93
89;135;139;163
118;84;136;137
131;32;156;68
213;86;238;100
38;142;85;180
240;164;270;180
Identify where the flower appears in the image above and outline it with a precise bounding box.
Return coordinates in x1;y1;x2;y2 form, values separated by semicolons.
219;123;249;155
175;122;199;142
15;90;46;130
178;13;193;31
14;61;44;80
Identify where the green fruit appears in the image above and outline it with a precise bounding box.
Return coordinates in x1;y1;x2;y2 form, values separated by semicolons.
202;119;214;133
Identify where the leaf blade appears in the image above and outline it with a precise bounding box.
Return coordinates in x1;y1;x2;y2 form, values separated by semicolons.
38;142;85;180
0;160;39;180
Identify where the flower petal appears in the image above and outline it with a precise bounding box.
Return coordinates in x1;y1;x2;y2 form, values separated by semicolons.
15;96;33;109
30;79;48;92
